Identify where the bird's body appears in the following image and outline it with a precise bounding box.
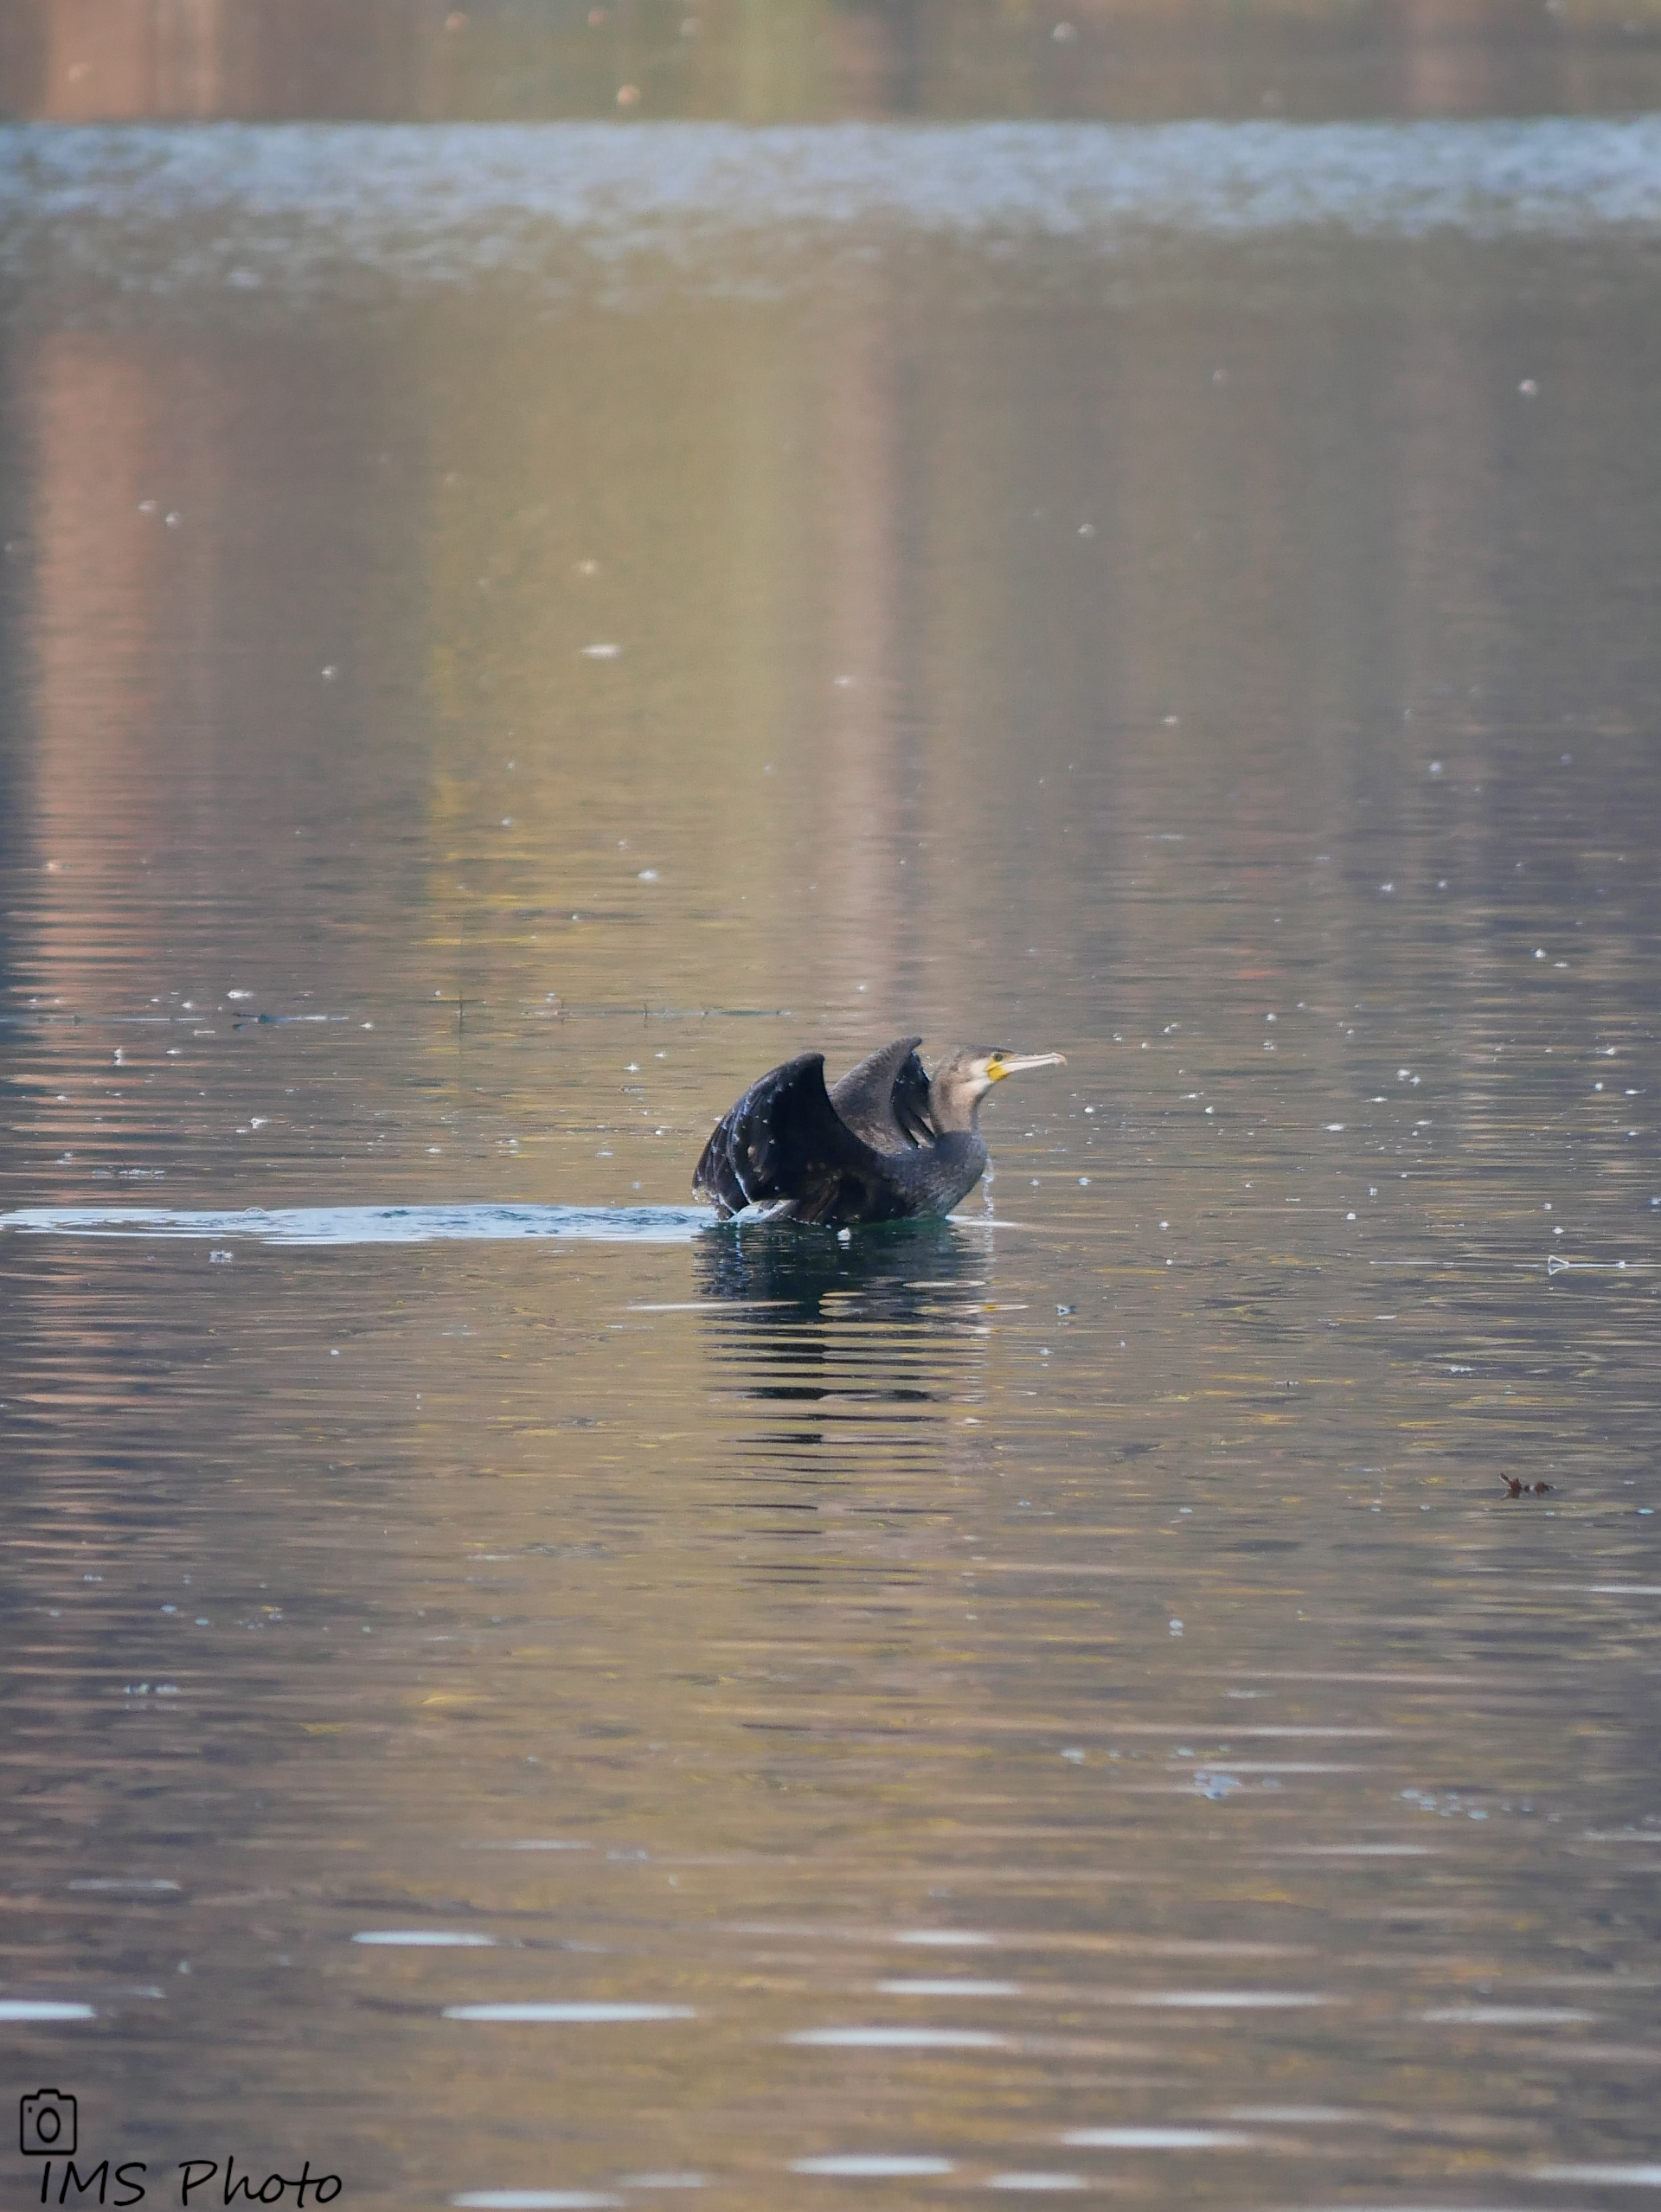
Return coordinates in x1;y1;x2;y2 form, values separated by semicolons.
693;1037;1065;1228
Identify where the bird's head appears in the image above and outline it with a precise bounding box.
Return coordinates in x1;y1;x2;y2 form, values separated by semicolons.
929;1046;1066;1130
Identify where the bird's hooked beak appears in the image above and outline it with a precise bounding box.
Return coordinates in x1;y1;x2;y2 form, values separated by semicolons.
984;1050;1067;1082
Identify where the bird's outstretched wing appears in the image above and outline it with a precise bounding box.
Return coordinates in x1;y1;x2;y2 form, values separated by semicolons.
828;1035;933;1151
693;1052;914;1225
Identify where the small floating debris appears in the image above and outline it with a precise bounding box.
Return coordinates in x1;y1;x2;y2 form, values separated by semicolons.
1501;1475;1555;1497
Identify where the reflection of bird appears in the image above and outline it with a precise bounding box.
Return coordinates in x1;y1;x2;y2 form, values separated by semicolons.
696;1211;982;1318
694;1036;1066;1227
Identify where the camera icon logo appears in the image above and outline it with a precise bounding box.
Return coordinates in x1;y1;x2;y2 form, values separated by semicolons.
20;2090;77;2157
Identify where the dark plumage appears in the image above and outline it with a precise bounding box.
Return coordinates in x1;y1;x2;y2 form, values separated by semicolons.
693;1037;1066;1228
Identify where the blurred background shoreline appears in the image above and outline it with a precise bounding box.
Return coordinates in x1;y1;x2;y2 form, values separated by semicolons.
5;0;1661;127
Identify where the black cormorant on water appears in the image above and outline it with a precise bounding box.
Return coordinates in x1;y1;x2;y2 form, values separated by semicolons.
693;1036;1066;1228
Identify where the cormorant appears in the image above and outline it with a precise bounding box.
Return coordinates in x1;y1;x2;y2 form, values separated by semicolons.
693;1036;1066;1227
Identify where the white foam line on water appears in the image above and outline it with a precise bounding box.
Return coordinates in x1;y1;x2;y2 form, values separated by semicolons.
1548;1584;1661;1597
67;1877;182;1891
1132;1991;1330;2009
986;2180;1088;2194
1278;1845;1437;1856
444;2003;696;2023
1208;1727;1395;1738
789;2026;1008;2049
1421;2005;1598;2024
0;1999;96;2019
353;1931;497;1947
791;2157;956;2178
0;1204;709;1246
1533;2168;1661;2188
452;2196;624;2210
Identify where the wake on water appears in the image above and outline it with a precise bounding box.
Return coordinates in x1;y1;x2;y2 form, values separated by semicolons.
0;1204;1014;1247
0;1203;710;1247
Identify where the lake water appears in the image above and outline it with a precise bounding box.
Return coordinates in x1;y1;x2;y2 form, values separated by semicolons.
1;48;1659;2212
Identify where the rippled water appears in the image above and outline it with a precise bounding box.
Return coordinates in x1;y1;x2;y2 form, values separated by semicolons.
1;84;1659;2212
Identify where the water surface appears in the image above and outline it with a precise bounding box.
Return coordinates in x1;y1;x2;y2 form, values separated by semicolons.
0;87;1658;2212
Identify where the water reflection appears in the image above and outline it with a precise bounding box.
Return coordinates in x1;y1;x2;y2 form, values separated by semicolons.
5;0;1660;124
696;1219;992;1526
695;1211;987;1319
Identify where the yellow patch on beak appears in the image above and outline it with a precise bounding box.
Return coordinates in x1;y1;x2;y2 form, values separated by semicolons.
987;1050;1065;1082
